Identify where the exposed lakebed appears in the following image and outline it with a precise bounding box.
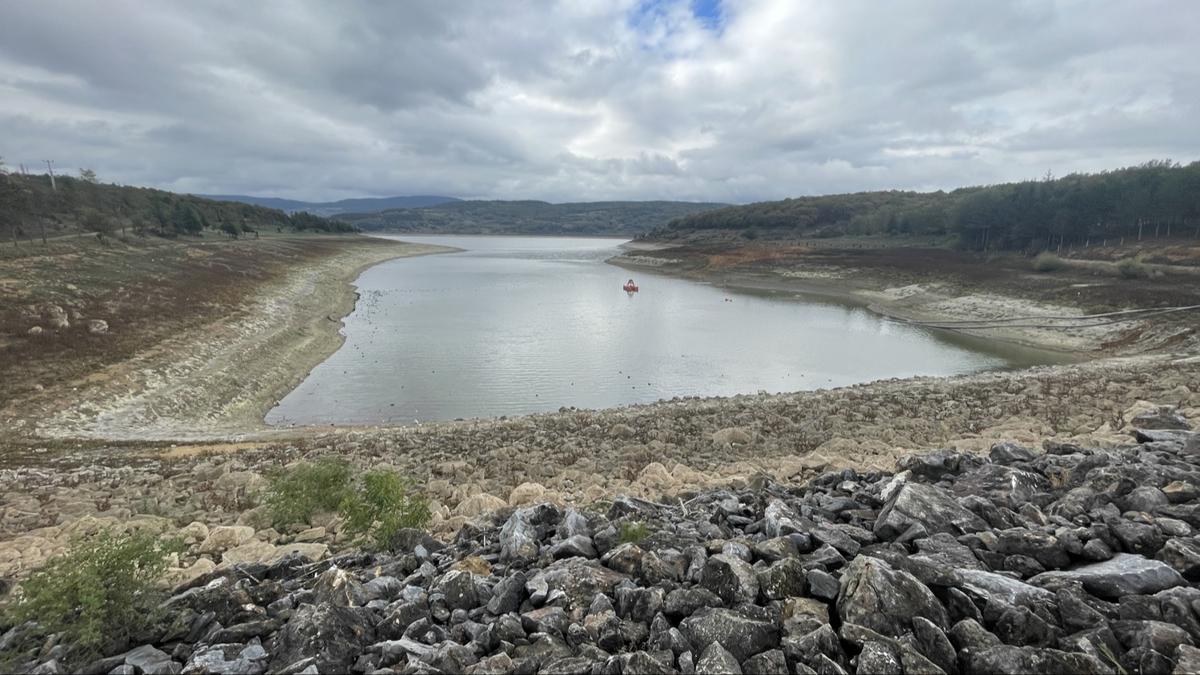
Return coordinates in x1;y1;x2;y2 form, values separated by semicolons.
267;235;1065;426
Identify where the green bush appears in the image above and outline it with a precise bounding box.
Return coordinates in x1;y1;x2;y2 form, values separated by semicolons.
1032;251;1066;272
618;521;650;545
340;470;432;549
1117;257;1149;279
264;457;354;527
6;531;180;657
264;458;430;548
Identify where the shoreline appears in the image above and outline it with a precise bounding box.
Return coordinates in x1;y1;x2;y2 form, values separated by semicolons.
30;237;458;441
606;250;1184;357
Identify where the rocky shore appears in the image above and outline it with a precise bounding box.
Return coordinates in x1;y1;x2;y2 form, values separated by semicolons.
5;404;1200;674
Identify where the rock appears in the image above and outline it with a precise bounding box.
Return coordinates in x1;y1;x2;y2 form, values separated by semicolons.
701;554;760;604
271;543;328;563
434;570;479;610
664;587;723;618
911;616;956;675
757;558;807;601
856;642;902;675
198;526;256;554
87;319;108;334
1175;644;1200;675
990;442;1038;464
1158;538;1200;579
27;326;43;336
508;482;549;507
487;571;527;614
499;508;541;563
163;558;218;589
454;493;508;518
711;427;753;446
125;645;172;673
312;567;367;607
695;642;742;674
806;569;839;601
1132;406;1192;430
549;534;597;559
1030;553;1185;598
220;541;277;566
1163;481;1200;504
524;558;627;612
991;528;1070;569
610;423;636;439
679;608;780;663
966;645;1109;674
837;556;948;637
874;483;987;541
955;464;1050;510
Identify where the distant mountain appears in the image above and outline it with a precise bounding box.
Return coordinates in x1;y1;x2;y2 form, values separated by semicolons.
339;200;728;236
198;194;461;217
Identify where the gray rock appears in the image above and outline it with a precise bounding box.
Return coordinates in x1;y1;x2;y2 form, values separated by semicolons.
1030;553;1185;598
664;587;723;618
376;600;429;641
362;576;403;602
837;556;948;637
549;535;597;559
948;618;1002;653
1158;539;1200;579
856;642;902;675
269;604;376;673
695;643;742;674
990;442;1038;464
911;616;956;675
874;483;988;541
741;650;787;675
1175;644;1200;675
312;567;367;607
500;508;541;563
434;570;479;610
701;554;759;605
487;571;527;615
1132;406;1192;431
991;528;1070;569
954;464;1049;510
524;558;628;612
953;568;1055;607
756;558;807;602
762;500;804;538
679;608;780;662
806;569;839;601
125;646;172;673
966;645;1109;674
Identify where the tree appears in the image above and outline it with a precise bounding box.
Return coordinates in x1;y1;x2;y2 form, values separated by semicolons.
78;167;97;184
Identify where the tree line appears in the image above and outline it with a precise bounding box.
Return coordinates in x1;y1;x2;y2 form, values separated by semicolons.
652;160;1200;252
0;161;354;246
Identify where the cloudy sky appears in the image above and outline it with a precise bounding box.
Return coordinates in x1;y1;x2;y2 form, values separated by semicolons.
1;1;1197;203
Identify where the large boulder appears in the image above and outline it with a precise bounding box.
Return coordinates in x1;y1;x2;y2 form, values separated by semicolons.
701;554;759;604
837;556;949;637
874;483;987;541
679;608;780;663
1030;553;1185;598
269;604;376;672
524;558;627;612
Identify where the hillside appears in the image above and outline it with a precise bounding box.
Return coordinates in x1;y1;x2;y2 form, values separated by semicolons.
651;161;1200;252
340;200;728;236
0;172;353;241
198;194;460;217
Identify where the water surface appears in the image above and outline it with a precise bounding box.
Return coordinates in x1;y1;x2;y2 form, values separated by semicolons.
267;235;1061;425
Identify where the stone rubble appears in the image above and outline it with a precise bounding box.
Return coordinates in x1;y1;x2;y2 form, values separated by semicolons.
4;406;1200;673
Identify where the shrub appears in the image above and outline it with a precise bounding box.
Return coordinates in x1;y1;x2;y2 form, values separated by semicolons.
1117;257;1149;279
340;470;432;550
1032;251;1066;272
618;521;650;545
264;457;353;527
6;531;181;657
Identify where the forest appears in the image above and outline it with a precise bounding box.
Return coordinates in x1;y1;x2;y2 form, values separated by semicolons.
0;168;353;243
652;161;1200;251
340;199;726;236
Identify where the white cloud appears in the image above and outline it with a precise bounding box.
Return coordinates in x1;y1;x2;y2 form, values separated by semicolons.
1;0;1197;202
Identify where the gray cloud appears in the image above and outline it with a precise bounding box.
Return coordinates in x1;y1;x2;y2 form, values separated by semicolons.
1;0;1197;203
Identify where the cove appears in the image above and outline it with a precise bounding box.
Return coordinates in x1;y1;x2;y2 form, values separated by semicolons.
266;235;1064;426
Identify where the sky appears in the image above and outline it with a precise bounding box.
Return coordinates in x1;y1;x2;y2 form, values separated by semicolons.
1;0;1197;204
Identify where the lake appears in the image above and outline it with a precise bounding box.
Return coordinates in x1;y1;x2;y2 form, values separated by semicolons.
266;235;1062;426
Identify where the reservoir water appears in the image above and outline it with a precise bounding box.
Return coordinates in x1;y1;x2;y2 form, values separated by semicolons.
267;235;1062;426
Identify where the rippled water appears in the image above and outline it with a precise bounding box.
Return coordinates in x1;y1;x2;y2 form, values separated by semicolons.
267;235;1063;426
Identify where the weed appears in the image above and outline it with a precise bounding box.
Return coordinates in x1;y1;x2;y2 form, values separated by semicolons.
618;521;650;545
1032;251;1066;272
340;470;432;549
1116;257;1149;279
263;456;353;527
5;531;182;658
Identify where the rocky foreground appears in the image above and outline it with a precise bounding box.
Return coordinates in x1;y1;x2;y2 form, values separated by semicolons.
7;406;1200;674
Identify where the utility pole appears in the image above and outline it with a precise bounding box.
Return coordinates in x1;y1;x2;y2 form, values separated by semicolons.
44;160;56;191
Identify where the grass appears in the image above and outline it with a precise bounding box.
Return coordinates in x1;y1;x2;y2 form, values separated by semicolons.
264;456;355;527
1117;257;1150;279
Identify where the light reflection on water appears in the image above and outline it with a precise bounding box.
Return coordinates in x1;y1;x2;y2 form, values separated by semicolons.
266;235;1063;426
